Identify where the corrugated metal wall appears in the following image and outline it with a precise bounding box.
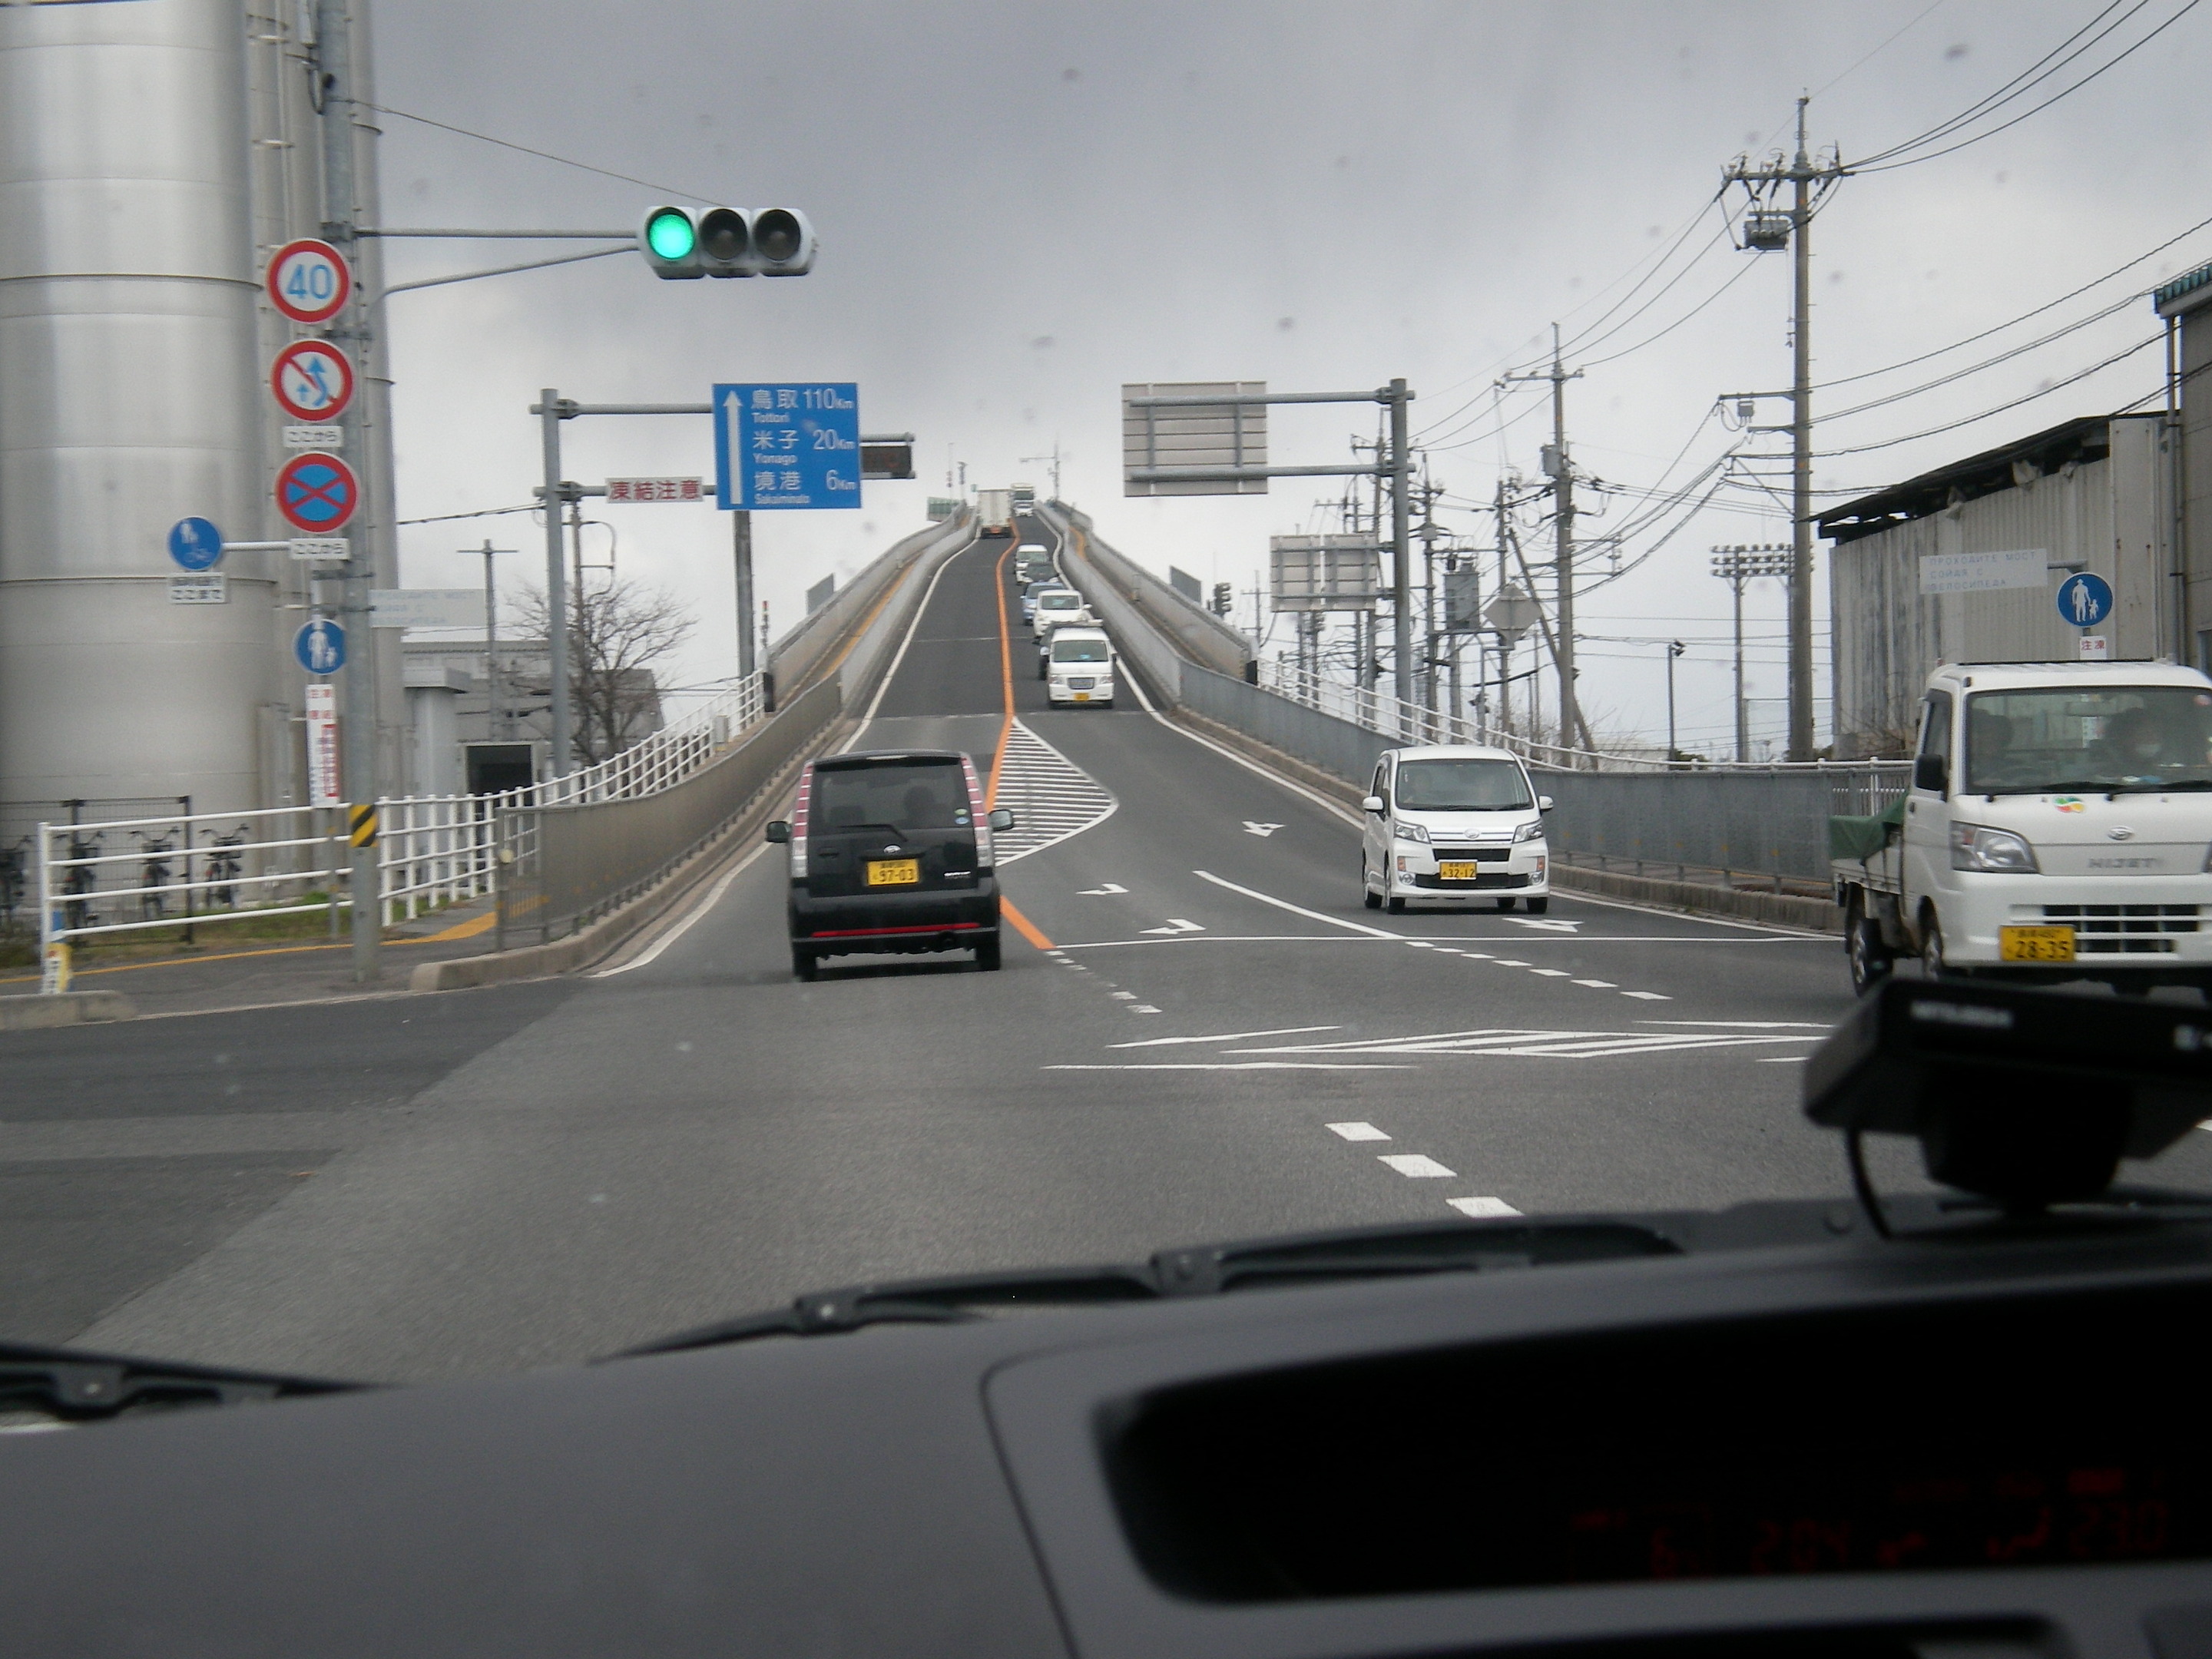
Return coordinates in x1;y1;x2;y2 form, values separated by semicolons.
1830;415;2171;756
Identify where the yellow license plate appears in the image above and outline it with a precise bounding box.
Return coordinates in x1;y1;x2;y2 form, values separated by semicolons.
1436;860;1481;881
1073;692;1090;701
1999;924;2075;963
866;859;920;887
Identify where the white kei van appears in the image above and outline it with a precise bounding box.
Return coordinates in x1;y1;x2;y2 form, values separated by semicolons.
1359;745;1552;914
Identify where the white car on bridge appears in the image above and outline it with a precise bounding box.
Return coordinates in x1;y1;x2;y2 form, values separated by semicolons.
1360;745;1552;914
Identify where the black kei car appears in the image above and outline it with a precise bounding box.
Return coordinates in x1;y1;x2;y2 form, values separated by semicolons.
766;748;1015;980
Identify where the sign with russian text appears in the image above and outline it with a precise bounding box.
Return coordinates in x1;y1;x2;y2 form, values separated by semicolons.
713;383;862;511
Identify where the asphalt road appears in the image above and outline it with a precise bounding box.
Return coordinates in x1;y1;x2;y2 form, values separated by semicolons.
11;513;2211;1382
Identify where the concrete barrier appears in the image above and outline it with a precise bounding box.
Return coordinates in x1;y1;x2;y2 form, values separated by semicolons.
0;990;135;1029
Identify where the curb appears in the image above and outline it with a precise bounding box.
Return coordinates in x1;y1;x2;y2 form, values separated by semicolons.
0;990;136;1030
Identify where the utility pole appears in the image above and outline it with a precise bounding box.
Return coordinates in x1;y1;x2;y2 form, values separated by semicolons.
1725;97;1846;760
1507;328;1586;759
475;541;515;740
733;511;756;680
316;0;379;984
537;389;571;777
1388;378;1413;720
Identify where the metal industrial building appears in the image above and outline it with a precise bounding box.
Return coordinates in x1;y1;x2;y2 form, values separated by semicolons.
1819;412;2176;758
2157;259;2212;659
0;0;402;824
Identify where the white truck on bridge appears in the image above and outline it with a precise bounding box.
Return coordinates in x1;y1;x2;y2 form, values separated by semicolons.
976;489;1015;538
1833;660;2212;995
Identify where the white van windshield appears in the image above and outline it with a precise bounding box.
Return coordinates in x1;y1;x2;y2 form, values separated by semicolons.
1394;759;1533;810
1965;687;2212;793
1051;638;1110;662
1038;594;1081;611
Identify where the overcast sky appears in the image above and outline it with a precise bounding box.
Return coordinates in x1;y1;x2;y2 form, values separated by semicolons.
374;0;2212;755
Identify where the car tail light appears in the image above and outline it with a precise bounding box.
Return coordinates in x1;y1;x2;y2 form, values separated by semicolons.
962;753;994;868
789;763;813;878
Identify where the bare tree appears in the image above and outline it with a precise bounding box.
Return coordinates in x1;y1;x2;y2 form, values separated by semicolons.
515;579;697;765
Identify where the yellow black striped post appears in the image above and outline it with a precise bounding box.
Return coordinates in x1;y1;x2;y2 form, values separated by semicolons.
348;802;379;849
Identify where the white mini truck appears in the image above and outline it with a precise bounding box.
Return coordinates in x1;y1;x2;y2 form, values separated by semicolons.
1833;661;2212;996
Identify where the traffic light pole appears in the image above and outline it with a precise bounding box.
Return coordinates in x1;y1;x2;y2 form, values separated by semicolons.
733;512;756;680
316;0;379;985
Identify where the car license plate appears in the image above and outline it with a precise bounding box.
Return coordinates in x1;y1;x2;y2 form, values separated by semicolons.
1073;692;1090;701
1998;924;2075;962
1436;860;1480;881
866;859;920;887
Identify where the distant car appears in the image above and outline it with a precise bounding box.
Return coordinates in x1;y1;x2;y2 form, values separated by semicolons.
1019;579;1065;625
1044;626;1114;708
1359;744;1552;915
1031;588;1088;635
765;749;1016;981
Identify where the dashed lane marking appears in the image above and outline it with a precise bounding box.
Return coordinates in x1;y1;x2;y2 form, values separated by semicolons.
1328;1121;1392;1141
1379;1154;1457;1178
1449;1196;1523;1218
1573;979;1617;988
1114;1025;1340;1048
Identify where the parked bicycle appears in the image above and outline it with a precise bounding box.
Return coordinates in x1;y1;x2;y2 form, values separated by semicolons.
137;832;176;922
1;836;28;931
61;830;103;934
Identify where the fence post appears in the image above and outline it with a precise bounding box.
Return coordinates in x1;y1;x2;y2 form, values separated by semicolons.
35;823;62;995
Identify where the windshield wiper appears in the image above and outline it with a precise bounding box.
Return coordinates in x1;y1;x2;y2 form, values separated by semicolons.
0;1339;363;1426
604;1217;1692;1359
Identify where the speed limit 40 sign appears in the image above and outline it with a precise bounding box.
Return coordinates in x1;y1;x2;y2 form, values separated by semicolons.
266;238;352;326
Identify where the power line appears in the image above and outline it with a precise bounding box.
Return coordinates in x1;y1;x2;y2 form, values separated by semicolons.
371;102;712;203
1814;331;2163;457
1816;290;2143;422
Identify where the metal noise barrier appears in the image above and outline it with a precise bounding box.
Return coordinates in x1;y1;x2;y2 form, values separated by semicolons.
499;675;841;945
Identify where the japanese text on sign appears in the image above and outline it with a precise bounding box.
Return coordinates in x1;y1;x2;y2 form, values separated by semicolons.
605;477;704;503
713;383;862;512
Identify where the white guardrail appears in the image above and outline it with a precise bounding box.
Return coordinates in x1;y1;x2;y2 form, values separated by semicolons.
26;672;766;962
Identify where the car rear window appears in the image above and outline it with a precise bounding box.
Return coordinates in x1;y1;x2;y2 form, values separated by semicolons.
812;759;971;833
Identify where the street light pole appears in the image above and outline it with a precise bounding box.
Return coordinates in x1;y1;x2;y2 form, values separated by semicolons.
1666;639;1684;766
1709;544;1791;765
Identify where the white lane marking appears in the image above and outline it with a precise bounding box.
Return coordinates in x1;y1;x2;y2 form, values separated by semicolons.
1078;882;1128;895
1043;1061;1416;1071
590;843;770;977
1461;952;1495;959
1131;1005;1163;1014
1513;918;1581;932
1621;991;1673;1001
1192;869;1405;939
1118;666;1366;828
1572;979;1618;988
1231;1027;1826;1059
993;719;1118;863
1110;991;1137;1000
1379;1154;1457;1178
1492;959;1532;967
1406;941;1436;949
1138;918;1205;935
1758;1056;1811;1064
1641;1020;1833;1029
1243;821;1284;836
1528;968;1572;978
1328;1121;1392;1141
1449;1196;1523;1218
1529;885;1826;938
849;532;975;735
1114;1025;1341;1048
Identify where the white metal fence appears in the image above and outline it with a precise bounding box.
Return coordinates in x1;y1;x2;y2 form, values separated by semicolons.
27;672;767;960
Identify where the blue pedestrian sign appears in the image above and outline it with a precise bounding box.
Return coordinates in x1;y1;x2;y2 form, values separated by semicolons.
2057;571;2114;628
714;382;862;511
294;617;346;675
167;517;224;571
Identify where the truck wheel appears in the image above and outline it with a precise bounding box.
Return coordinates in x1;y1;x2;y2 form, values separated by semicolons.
791;945;818;982
1848;913;1893;995
1362;859;1382;909
1919;912;1950;981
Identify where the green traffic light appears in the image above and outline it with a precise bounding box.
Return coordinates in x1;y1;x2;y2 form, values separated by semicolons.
646;209;696;261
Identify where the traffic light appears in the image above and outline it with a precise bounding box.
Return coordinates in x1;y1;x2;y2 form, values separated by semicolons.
637;206;815;280
1211;581;1233;617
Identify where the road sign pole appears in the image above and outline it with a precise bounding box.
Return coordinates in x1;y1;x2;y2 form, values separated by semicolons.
733;510;756;680
541;389;572;777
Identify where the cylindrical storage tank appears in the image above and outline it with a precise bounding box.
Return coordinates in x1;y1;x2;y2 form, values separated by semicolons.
0;0;273;816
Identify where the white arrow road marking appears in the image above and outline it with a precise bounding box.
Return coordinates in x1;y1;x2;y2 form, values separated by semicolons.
1449;1196;1522;1218
1138;918;1204;935
1078;882;1128;895
1513;918;1581;932
1243;821;1284;836
1328;1121;1391;1141
1379;1154;1457;1178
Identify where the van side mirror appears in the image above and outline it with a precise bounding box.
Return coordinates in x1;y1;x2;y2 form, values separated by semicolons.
1538;795;1554;813
1362;795;1386;814
988;808;1015;832
1913;754;1948;793
764;821;790;844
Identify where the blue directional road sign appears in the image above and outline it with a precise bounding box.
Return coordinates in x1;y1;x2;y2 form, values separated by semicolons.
2058;571;2114;628
167;517;224;571
294;617;346;675
714;382;862;511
